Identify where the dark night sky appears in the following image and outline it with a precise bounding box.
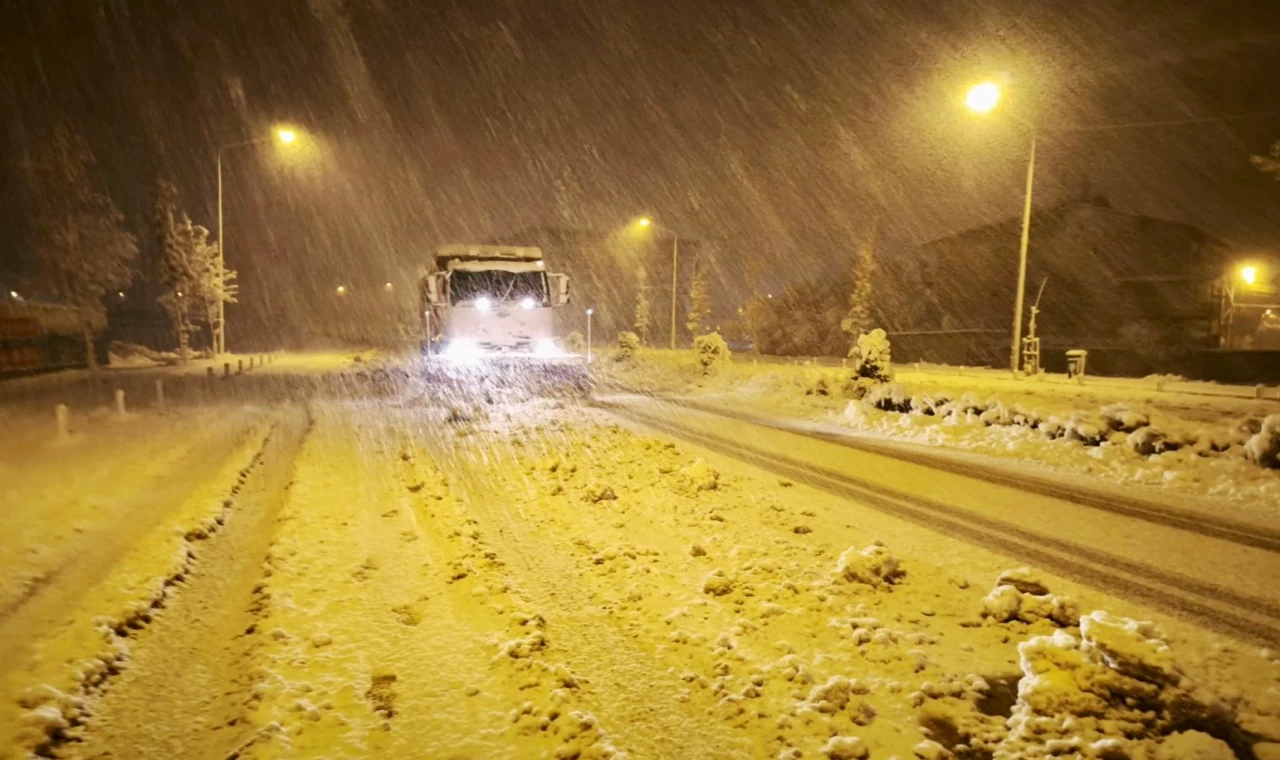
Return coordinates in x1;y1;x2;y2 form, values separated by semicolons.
3;0;1280;334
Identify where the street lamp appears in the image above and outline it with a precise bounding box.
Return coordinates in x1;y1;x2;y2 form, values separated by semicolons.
216;126;302;354
1241;265;1258;287
966;81;1036;374
336;285;347;295
634;216;680;349
586;308;595;363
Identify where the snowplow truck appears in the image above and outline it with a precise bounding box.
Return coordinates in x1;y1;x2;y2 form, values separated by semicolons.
419;244;587;396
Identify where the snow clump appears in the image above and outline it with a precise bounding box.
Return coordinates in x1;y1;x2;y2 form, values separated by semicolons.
835;543;904;586
981;568;1079;627
678;459;720;493
821;735;868;760
1245;414;1280;469
702;569;735;596
993;610;1240;760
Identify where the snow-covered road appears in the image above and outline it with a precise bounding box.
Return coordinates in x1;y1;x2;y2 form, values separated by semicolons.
595;394;1280;648
2;379;1278;759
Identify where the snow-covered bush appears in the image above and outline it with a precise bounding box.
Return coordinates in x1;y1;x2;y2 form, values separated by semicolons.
910;393;949;416
561;330;586;355
693;331;730;376
850;328;891;383
1244;414;1280;469
864;382;910;413
615;331;640;361
1101;404;1150;433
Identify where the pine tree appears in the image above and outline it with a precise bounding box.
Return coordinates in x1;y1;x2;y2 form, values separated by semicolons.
685;262;711;339
633;265;651;344
25;126;137;369
841;217;879;354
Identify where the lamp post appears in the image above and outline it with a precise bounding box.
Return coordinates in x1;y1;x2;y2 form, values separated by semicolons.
215;127;299;354
965;82;1037;374
636;217;680;349
586;308;594;363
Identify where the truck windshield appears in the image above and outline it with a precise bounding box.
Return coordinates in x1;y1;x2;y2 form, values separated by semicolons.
449;270;548;306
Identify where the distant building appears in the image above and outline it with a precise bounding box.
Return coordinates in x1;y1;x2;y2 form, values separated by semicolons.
883;197;1230;375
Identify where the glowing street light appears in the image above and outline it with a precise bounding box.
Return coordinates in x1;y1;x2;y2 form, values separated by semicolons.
8;290;19;300
965;80;1036;373
633;216;680;348
1241;265;1258;286
335;285;347;295
384;281;394;291
216;125;305;354
965;82;1002;115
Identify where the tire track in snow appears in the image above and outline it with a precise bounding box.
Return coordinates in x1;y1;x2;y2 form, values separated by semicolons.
416;418;747;759
65;408;308;760
602;402;1280;649
658;396;1280;553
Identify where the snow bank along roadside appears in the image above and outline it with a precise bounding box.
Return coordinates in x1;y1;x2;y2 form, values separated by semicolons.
0;418;276;757
600;350;1280;508
0;407;264;616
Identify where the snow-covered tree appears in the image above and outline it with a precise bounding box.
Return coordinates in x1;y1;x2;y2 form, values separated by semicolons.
159;218;222;361
852;328;892;383
633;265;651;345
25;126;138;370
685;262;711;340
152;179;235;357
152;180;193;360
195;237;235;353
841;218;878;347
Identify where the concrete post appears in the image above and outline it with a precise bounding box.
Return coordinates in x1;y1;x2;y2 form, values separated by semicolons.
237;359;243;374
55;404;69;439
206;366;215;383
155;379;165;408
114;389;126;417
224;362;231;379
1257;384;1267;400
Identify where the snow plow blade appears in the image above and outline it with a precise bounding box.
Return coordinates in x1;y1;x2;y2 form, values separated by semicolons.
418;356;591;400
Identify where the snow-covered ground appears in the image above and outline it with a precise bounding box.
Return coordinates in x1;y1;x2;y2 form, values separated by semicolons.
600;349;1280;511
2;360;1278;759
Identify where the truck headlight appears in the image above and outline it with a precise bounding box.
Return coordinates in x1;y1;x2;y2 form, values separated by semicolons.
475;296;492;312
520;297;536;310
444;338;481;363
534;338;559;357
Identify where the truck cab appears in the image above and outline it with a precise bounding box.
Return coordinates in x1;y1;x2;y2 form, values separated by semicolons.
421;245;570;360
